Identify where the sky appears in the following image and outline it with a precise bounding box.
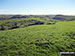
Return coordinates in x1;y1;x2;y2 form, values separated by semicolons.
0;0;75;15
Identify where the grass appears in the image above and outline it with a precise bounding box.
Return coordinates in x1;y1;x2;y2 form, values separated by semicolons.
0;21;75;56
0;17;56;30
53;15;75;21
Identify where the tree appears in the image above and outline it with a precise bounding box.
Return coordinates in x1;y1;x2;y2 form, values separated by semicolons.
0;25;5;30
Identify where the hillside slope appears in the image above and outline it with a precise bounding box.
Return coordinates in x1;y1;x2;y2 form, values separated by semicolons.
0;21;75;56
53;15;75;21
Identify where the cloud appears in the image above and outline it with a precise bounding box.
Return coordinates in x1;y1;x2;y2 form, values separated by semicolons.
23;9;75;15
0;9;10;12
0;9;75;15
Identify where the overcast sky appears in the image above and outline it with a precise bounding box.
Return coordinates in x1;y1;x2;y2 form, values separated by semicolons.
0;0;75;15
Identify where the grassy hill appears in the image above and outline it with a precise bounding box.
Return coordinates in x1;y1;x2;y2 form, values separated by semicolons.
0;21;75;56
53;15;75;21
0;17;56;31
0;15;75;21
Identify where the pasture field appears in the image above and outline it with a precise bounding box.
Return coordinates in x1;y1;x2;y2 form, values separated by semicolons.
0;21;75;56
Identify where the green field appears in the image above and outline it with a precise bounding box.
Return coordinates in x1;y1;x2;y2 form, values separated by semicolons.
0;20;75;56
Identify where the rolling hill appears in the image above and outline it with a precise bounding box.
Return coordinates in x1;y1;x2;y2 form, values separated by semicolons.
0;21;75;56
